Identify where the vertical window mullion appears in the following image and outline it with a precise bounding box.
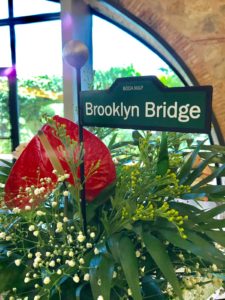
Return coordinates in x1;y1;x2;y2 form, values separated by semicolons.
8;0;19;151
61;0;93;122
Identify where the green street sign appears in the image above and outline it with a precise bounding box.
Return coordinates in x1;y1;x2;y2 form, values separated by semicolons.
80;76;212;133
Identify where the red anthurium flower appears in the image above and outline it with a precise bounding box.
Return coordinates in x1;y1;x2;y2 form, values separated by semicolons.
4;116;116;208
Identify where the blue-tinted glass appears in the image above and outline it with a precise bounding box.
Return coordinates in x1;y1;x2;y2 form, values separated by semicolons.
13;0;60;17
0;0;8;19
0;26;12;67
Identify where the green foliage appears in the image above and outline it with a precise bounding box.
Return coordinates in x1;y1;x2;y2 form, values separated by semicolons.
0;119;225;299
93;65;141;90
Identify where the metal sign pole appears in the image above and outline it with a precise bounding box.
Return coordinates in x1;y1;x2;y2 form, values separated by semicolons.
63;40;88;234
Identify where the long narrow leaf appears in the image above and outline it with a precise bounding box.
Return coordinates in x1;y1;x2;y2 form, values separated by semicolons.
109;234;142;300
205;230;225;248
142;231;183;299
118;235;142;300
159;228;225;266
186;230;225;264
89;254;114;300
198;203;225;222
178;141;204;184
157;132;169;176
192;164;225;190
183;153;216;186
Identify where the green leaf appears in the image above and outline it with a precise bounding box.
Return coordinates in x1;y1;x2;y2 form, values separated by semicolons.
157;132;169;176
0;259;27;293
108;234;142;300
142;275;166;300
201;219;225;230
86;182;116;222
205;230;225;248
142;231;183;299
75;283;93;300
178;141;204;184
89;254;114;300
195;185;225;195
183;153;216;186
132;130;143;145
198;203;225;222
192;164;225;190
0;158;13;167
185;230;225;265
107;133;118;149
159;228;224;266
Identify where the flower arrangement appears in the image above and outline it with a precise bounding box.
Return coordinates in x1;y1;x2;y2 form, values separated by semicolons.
1;116;225;300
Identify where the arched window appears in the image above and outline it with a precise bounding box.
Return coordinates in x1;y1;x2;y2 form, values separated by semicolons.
0;0;222;157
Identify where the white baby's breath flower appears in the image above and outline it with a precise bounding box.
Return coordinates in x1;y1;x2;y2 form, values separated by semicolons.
24;277;30;283
34;296;41;300
79;258;85;265
27;253;33;258
36;210;46;216
56;222;63;233
77;233;85;243
33;231;39;237
63;190;69;197
63;217;69;223
86;243;92;248
128;289;132;296
43;277;51;285
34;284;39;288
12;207;21;213
35;252;41;257
28;225;35;231
9;296;15;300
67;234;73;243
15;259;22;266
0;183;5;188
90;232;95;238
84;273;90;281
7;251;12;257
113;271;117;278
73;274;80;283
25;205;31;211
67;260;76;267
49;260;55;267
94;248;99;255
34;188;40;195
0;232;6;239
52;201;57;208
57;269;62;275
97;295;104;300
135;250;141;258
68;251;74;257
45;252;51;257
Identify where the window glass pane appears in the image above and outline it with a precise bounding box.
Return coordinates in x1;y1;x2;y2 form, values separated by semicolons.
13;0;60;17
15;21;63;144
93;15;183;89
0;0;8;19
0;76;11;154
0;26;12;67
